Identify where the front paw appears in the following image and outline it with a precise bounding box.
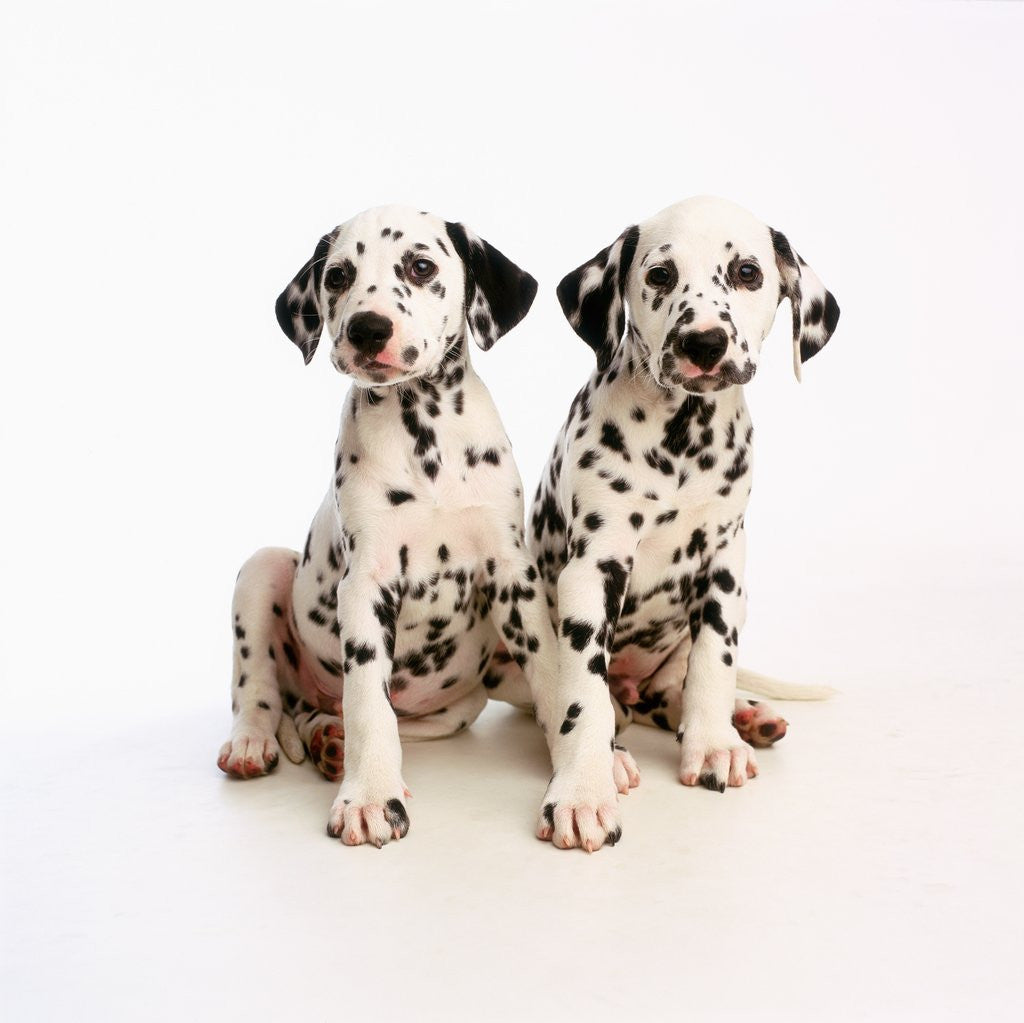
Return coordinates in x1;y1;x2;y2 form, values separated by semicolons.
217;729;280;779
678;725;757;791
536;764;622;852
327;779;410;847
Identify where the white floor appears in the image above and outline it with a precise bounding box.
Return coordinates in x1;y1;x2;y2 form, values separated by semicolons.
3;574;1022;1021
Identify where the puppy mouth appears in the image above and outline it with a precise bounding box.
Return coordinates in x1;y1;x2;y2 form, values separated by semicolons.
680;362;721;380
659;358;753;392
351;352;401;378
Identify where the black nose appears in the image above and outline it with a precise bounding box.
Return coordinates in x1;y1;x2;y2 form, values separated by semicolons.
347;311;393;353
677;328;728;371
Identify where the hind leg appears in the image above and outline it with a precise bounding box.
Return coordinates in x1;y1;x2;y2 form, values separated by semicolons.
217;547;298;779
631;640;787;748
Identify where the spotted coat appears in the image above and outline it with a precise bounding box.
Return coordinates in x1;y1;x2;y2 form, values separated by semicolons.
218;205;569;848
512;196;839;850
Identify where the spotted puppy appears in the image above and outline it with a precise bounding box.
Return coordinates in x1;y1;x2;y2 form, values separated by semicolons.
217;205;569;847
519;196;839;849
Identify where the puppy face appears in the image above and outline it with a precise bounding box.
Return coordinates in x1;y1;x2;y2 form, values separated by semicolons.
557;196;839;390
627;198;785;393
276;205;537;386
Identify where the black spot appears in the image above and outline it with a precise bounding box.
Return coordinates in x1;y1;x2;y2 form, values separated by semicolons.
559;703;582;735
712;569;735;592
600;420;628;457
384;798;410;837
561;617;595;651
598;558;629;632
702;599;729;636
387;489;415;505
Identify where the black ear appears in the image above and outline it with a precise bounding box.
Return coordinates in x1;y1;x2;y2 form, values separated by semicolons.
274;228;339;364
770;228;840;381
555;225;639;371
444;222;538;350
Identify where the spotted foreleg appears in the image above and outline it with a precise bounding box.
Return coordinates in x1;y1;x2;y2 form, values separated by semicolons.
678;531;757;791
537;551;633;851
326;569;410;846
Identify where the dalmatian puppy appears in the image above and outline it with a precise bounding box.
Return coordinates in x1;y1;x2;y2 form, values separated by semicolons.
217;205;576;847
489;196;839;851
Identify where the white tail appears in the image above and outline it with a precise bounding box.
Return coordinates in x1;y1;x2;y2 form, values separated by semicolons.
737;667;837;701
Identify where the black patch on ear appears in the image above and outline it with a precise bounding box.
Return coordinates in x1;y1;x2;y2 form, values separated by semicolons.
799;291;841;363
771;225;840;369
556;226;639;371
275;229;338;364
770;228;798;277
822;291;840;336
445;222;538;347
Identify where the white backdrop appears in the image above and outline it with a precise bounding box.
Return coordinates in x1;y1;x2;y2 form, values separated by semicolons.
3;1;1023;1020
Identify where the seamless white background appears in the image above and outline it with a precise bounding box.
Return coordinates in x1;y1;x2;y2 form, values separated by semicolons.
2;1;1022;1020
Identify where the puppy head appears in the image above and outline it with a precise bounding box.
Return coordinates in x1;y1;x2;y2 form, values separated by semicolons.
275;205;537;386
557;196;839;391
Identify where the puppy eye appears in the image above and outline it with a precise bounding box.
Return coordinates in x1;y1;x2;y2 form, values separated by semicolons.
645;266;671;287
737;262;762;286
324;266;349;290
408;257;438;282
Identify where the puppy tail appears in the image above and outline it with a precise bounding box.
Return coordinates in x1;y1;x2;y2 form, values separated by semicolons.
736;667;837;701
276;712;306;764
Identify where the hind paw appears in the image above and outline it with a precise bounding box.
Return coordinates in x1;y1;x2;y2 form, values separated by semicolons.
732;698;788;748
308;721;345;782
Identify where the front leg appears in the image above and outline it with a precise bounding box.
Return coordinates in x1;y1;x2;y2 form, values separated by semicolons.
538;548;633;851
679;527;757;791
327;565;410;846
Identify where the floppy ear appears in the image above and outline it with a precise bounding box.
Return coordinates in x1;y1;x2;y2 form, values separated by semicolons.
444;222;538;350
274;228;339;364
556;225;640;371
770;228;840;382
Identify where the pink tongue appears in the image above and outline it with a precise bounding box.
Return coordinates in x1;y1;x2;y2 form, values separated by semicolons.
682;363;708;378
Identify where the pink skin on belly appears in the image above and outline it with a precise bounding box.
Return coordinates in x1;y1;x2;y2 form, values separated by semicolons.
608;651;668;705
